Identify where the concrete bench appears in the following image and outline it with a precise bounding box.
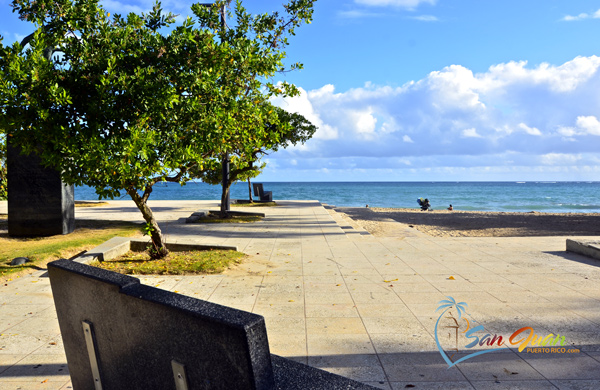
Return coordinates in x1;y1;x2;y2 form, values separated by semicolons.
252;183;273;202
48;259;376;389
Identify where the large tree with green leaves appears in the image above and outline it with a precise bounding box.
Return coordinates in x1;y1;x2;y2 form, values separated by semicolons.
0;0;315;257
200;105;316;213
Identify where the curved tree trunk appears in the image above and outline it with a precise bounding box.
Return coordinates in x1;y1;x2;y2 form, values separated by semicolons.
127;186;168;258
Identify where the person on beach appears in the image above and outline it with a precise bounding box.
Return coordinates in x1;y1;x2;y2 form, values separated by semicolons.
417;198;431;211
448;204;453;211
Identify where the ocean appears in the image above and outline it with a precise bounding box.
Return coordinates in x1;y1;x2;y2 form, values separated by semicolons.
75;181;600;214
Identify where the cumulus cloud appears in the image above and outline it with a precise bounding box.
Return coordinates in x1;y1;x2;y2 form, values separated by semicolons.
355;0;436;9
562;9;600;21
271;55;600;179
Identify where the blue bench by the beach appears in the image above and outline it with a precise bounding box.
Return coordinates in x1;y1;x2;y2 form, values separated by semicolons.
253;182;273;202
48;259;376;390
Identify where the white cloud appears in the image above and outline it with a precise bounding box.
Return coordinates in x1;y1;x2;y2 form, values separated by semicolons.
540;153;581;165
518;123;542;136
562;9;600;21
461;128;481;138
272;86;339;141
338;10;383;19
269;55;600;179
575;115;600;135
355;0;436;9
411;15;439;22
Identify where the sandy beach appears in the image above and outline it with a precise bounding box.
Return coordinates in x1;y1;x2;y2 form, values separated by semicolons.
334;207;600;237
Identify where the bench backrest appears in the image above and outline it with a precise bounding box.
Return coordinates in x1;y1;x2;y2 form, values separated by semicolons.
48;259;274;390
252;183;264;197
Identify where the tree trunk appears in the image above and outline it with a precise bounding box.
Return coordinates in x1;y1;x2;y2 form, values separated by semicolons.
247;178;253;203
220;181;232;218
127;187;168;258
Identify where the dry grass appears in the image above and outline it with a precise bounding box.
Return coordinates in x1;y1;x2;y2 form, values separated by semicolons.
92;249;246;275
0;217;142;282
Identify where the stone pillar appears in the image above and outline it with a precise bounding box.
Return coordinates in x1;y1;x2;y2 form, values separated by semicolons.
7;143;75;236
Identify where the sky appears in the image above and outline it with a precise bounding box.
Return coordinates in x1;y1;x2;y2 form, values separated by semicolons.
2;0;600;181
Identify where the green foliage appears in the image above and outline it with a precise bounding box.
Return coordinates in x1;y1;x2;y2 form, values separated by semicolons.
0;134;6;200
0;0;316;252
201;105;317;207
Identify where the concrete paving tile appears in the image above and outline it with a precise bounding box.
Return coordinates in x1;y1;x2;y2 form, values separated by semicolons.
363;381;391;390
306;317;367;335
391;381;475;389
2;382;72;390
268;333;307;357
451;351;545;381
305;304;359;318
305;291;354;305
3;317;61;337
303;282;348;293
395;292;448;305
519;353;600;380
0;355;25;374
351;291;404;304
255;291;304;305
264;317;305;335
0;334;57;356
253;303;305;318
308;354;387;383
470;380;557;390
355;304;414;318
551;379;600;389
303;275;345;284
379;352;467;382
406;303;446;317
384;283;439;293
345;283;393;293
362;317;428;335
0;354;69;383
371;332;437;354
586;351;600;363
307;334;376;356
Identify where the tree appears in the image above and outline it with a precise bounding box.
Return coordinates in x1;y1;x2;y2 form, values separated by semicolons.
0;0;315;257
200;105;316;213
0;134;6;200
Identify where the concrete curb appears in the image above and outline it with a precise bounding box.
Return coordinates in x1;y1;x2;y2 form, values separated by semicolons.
566;238;600;261
73;237;239;264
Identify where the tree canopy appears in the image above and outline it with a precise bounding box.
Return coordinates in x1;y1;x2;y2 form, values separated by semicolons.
200;105;317;212
0;0;316;256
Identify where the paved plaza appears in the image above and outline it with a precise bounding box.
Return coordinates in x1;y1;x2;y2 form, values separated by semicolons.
1;200;600;389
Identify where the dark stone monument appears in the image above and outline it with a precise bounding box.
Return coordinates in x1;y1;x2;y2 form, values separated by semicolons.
7;143;75;236
48;259;377;390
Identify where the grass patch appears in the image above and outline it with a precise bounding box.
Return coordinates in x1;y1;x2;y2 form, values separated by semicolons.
231;201;277;207
0;217;143;282
75;201;110;208
92;249;245;275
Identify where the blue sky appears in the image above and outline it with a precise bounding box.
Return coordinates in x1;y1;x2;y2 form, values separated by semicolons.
3;0;600;181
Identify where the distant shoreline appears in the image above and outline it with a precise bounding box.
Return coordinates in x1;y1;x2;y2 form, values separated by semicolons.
336;207;600;237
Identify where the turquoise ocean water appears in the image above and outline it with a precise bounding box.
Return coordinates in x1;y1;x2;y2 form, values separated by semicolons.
75;181;600;214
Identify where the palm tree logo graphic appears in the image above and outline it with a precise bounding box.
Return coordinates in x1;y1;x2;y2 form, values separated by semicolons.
434;296;504;368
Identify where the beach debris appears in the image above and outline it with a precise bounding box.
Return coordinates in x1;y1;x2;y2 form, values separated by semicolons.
447;276;456;280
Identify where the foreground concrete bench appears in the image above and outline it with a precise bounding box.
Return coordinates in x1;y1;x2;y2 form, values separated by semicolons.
48;259;375;389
